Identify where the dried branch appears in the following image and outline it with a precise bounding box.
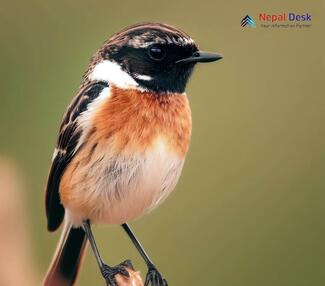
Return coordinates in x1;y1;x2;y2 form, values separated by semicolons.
115;267;144;286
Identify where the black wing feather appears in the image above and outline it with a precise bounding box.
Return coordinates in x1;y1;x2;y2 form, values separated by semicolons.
45;81;109;231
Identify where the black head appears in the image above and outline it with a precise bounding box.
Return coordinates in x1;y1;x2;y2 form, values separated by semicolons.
97;23;222;93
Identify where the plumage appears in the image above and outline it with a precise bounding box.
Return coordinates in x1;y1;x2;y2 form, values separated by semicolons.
44;222;87;286
59;86;191;226
44;22;221;286
45;81;109;231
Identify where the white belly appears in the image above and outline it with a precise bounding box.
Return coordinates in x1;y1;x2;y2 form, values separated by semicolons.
65;138;184;225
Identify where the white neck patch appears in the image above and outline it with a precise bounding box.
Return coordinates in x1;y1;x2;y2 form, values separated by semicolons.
89;60;138;89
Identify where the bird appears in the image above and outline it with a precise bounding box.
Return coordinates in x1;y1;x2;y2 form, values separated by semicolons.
43;22;222;286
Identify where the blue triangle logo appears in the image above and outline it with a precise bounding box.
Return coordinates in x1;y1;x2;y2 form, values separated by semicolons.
241;15;255;27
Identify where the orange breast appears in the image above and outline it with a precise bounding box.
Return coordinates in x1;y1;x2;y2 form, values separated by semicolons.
92;86;192;157
59;87;192;225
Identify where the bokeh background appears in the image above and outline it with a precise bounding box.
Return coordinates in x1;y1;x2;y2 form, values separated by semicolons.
0;0;323;285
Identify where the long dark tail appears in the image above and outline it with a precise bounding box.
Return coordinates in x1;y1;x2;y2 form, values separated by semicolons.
44;222;88;286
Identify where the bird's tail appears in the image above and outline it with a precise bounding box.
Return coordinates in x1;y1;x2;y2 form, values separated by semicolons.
43;221;88;286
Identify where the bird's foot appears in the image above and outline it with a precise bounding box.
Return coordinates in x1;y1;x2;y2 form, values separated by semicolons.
145;264;168;286
101;259;133;286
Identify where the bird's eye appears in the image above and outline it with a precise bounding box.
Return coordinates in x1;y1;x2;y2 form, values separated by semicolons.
148;45;166;61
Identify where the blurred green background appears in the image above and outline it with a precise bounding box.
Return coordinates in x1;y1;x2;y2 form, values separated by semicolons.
0;0;324;285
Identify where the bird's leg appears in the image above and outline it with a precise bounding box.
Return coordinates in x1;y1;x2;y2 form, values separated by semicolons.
83;220;133;286
121;223;168;286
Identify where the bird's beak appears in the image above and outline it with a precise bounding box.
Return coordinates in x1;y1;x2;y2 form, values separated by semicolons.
176;51;223;64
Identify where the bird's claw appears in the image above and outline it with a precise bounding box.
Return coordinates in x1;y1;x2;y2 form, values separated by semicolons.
101;260;133;286
145;265;168;286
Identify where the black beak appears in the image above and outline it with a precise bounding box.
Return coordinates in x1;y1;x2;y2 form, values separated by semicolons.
176;51;223;64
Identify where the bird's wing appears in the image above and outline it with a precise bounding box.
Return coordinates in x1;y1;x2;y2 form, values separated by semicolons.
45;81;109;231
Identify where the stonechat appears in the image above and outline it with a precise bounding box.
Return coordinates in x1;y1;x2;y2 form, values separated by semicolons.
44;22;222;286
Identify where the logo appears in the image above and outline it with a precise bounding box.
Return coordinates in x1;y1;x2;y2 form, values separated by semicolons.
259;12;312;22
241;15;255;27
241;12;312;29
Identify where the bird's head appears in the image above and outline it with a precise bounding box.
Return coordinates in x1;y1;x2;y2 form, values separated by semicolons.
87;23;222;93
